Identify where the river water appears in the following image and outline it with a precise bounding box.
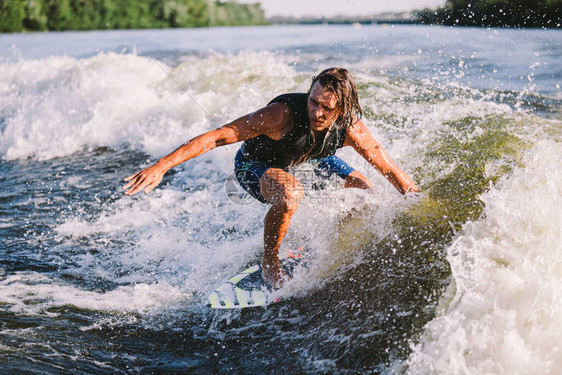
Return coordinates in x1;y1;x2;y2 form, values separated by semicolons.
0;24;560;374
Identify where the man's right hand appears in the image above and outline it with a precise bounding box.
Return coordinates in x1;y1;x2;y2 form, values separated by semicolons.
122;165;166;196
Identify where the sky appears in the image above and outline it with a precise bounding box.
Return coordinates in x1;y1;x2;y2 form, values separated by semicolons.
238;0;447;18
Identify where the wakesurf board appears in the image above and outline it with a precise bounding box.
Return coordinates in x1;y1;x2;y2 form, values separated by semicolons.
208;249;305;309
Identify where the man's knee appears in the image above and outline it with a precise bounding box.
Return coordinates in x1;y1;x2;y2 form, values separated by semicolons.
266;183;304;210
260;169;304;209
271;182;304;211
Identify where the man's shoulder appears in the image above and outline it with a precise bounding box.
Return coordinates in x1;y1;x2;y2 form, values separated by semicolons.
268;93;308;106
268;93;308;126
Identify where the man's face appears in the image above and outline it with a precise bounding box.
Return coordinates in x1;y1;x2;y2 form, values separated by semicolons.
307;82;340;132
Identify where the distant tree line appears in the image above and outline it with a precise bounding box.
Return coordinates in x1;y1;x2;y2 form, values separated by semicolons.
0;0;267;33
418;0;561;28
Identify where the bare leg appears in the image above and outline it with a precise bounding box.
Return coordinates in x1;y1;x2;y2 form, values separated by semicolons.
259;168;304;288
258;169;370;287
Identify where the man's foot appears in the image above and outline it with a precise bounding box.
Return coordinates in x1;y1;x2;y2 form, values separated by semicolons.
261;262;287;289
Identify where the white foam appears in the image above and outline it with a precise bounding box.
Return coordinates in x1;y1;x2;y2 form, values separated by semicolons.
0;50;298;160
1;183;267;316
0;271;184;315
54;183;267;296
407;140;562;374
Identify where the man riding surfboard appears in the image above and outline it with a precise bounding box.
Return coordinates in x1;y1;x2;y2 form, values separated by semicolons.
123;67;419;287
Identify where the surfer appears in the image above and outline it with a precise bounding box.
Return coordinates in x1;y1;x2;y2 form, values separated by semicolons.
123;67;419;287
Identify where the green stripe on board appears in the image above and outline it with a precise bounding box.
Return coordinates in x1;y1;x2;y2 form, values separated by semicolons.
209;292;220;308
228;275;243;284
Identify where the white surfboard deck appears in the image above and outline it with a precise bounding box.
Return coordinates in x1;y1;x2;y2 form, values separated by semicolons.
209;254;303;309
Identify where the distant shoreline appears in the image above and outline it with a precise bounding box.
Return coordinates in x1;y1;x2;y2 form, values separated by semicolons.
269;7;560;29
3;20;560;35
1;1;559;34
268;12;419;27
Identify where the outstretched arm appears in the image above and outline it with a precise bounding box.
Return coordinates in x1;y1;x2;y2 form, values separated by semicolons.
123;102;292;196
345;119;419;194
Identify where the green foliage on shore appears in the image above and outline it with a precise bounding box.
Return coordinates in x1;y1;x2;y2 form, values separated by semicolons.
0;0;267;33
418;0;561;28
